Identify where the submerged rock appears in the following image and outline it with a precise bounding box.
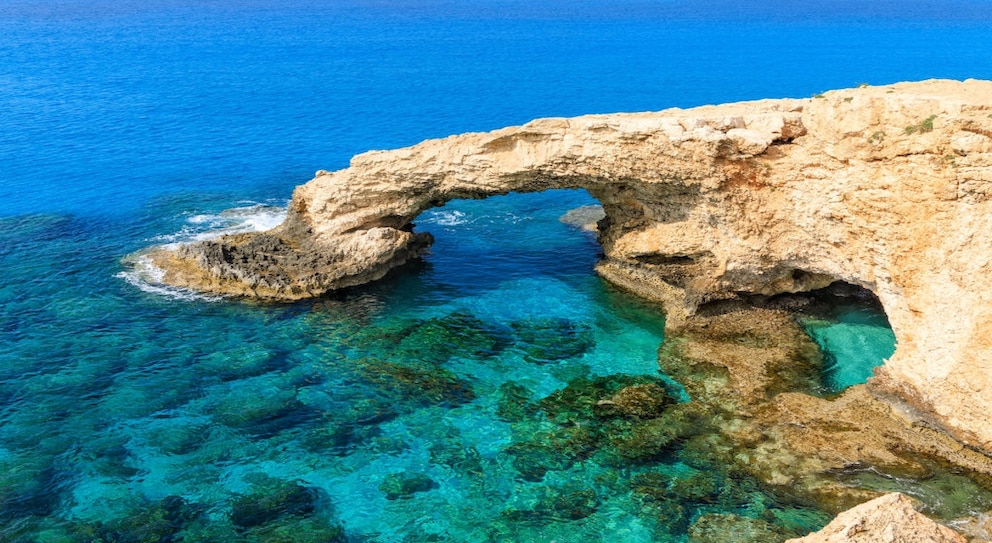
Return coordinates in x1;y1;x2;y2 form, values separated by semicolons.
502;374;680;480
382;310;512;364
539;374;678;425
512;317;595;364
502;484;601;522
209;376;318;439
355;358;476;407
229;481;323;529
653;303;992;533
240;517;347;543
97;495;205;543
379;472;439;500
559;204;606;232
594;383;675;419
495;381;539;423
689;513;793;543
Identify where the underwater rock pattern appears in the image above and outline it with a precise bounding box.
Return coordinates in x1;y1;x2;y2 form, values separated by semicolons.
379;472;439;500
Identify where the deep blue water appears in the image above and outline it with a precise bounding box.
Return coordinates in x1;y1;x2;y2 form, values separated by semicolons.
2;1;991;541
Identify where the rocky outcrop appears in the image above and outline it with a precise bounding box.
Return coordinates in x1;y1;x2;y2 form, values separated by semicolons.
150;79;992;456
657;304;992;519
786;493;966;543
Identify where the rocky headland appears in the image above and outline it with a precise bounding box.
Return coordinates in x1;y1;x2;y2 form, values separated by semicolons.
149;79;992;539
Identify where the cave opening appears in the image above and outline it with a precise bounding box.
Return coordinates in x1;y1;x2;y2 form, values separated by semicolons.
794;282;896;393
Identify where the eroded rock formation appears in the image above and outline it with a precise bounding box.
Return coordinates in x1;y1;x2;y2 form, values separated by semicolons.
150;79;992;459
785;493;966;543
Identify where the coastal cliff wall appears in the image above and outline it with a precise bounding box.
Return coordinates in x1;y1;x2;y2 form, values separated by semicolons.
151;79;992;456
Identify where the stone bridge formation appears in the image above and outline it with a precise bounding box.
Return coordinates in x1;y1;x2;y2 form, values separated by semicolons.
151;80;992;455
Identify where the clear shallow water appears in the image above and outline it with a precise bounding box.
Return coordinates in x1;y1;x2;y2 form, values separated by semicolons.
3;0;992;540
802;306;897;393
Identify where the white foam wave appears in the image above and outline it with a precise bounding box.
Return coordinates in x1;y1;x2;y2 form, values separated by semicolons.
115;254;222;302
422;209;469;226
149;203;287;244
118;202;287;301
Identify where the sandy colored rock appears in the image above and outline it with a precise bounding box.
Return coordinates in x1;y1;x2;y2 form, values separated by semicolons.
148;79;992;455
657;305;992;515
786;493;966;543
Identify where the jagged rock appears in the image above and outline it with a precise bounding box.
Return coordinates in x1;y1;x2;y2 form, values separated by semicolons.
149;79;992;457
786;493;966;543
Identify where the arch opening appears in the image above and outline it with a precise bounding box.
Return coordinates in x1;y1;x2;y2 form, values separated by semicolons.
794;282;896;393
409;188;606;295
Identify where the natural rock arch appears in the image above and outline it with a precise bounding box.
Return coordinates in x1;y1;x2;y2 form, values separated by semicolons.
151;79;992;454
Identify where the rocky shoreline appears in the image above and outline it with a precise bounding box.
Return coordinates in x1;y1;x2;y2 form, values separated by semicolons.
146;79;992;540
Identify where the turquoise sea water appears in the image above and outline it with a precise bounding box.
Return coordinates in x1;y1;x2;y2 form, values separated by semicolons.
2;1;991;540
802;304;897;393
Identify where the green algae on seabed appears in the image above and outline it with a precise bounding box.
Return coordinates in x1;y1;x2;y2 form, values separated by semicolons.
0;299;835;542
4;194;979;543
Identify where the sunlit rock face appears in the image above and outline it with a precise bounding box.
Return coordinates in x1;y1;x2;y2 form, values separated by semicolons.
785;493;967;543
151;79;992;455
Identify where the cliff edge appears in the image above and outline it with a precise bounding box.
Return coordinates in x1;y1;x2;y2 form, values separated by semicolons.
150;79;992;458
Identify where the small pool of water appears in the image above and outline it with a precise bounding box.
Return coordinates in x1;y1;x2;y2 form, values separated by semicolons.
800;299;897;393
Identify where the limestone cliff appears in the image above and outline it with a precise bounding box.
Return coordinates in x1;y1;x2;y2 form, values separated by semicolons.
150;79;992;457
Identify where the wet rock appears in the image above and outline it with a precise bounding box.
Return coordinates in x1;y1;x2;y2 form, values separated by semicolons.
229;481;322;529
785;493;966;543
512;317;595;364
379;472;439;500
